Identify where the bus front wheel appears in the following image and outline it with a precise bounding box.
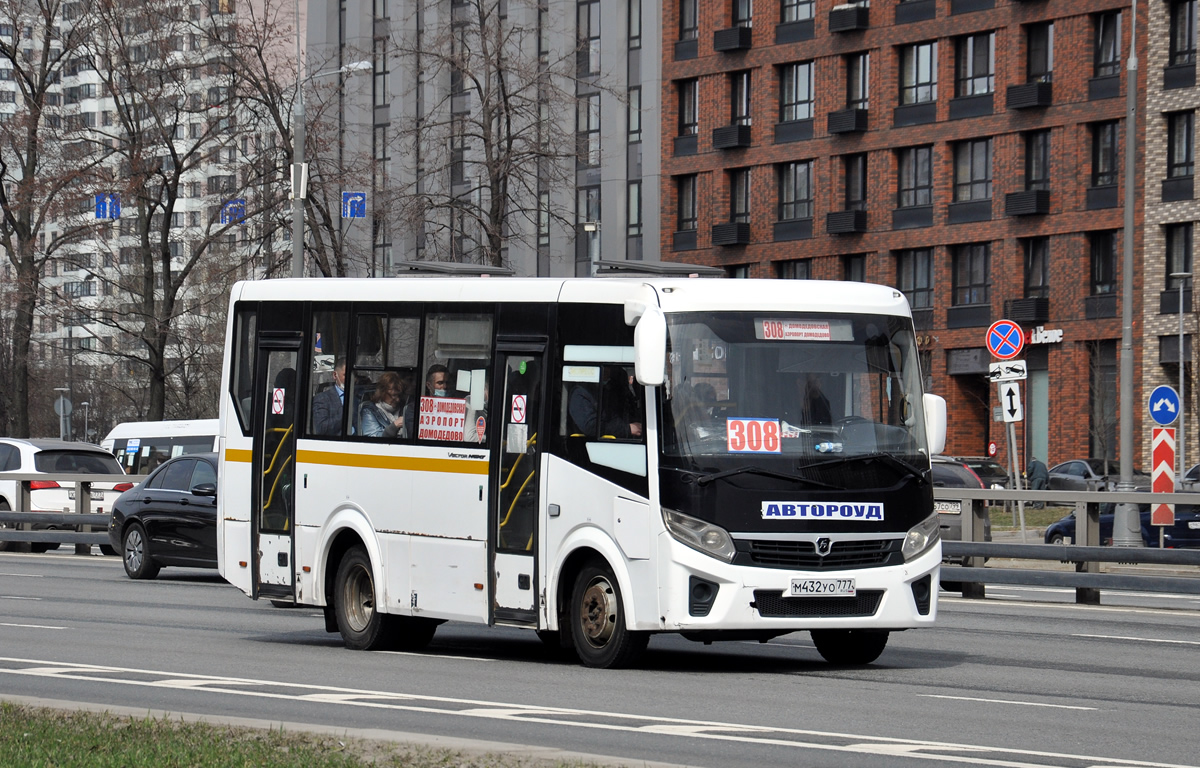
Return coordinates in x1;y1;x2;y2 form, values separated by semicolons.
810;629;889;665
570;559;647;669
335;546;392;651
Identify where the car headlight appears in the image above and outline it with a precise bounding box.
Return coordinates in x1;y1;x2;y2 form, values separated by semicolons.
662;508;736;562
901;512;941;562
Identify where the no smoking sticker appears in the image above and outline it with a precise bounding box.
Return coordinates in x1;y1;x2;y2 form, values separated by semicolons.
510;394;527;424
271;388;286;415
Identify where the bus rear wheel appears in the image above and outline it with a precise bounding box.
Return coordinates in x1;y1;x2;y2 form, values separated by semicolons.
335;546;393;651
810;629;889;665
570;559;647;669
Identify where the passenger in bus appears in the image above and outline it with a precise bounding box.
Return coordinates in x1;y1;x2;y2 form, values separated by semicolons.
359;371;407;439
311;357;348;436
404;364;451;437
569;365;642;439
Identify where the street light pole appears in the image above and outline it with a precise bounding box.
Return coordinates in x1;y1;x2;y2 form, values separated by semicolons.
1171;271;1192;479
53;387;70;441
81;401;89;443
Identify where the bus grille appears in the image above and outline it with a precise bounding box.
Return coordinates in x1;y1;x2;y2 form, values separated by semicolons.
737;538;899;570
752;589;884;618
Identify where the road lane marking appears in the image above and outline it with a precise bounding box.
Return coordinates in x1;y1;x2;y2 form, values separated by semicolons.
1073;634;1200;646
0;573;43;578
380;650;493;662
0;656;1191;768
0;623;66;630
0;596;40;600
919;694;1097;711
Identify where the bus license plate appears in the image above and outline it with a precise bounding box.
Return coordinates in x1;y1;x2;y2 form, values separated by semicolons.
789;578;856;597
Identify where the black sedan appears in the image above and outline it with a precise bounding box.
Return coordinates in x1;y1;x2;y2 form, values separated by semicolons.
108;453;218;579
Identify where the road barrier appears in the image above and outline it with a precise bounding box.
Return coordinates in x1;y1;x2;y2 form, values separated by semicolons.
936;487;1200;603
0;473;132;552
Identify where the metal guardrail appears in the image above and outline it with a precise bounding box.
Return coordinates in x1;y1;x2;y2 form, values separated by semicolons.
936;487;1200;603
0;473;132;550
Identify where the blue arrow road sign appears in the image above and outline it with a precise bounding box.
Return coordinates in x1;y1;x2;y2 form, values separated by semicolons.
1149;385;1181;426
342;191;366;219
221;199;246;225
95;193;120;220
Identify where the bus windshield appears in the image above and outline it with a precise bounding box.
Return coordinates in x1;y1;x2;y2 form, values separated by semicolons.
660;311;929;464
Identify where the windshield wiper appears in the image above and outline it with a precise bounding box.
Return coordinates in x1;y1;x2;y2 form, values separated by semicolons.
687;465;841;489
796;452;928;483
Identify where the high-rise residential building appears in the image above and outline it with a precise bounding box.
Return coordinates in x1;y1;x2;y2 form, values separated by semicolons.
658;0;1162;468
306;0;661;276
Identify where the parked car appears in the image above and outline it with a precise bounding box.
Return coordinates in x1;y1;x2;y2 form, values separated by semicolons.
108;453;218;579
0;438;132;553
1043;503;1200;548
1047;458;1151;493
944;456;1011;491
931;456;993;548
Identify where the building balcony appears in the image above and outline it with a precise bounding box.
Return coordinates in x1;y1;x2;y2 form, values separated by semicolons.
826;209;867;234
1163;176;1194;202
712;124;752;149
895;0;935;24
893;102;936;127
1004;297;1049;325
673;229;698;251
673;134;698;156
1165;62;1196;90
1005;190;1050;216
1085;294;1117;319
1160;287;1193;315
950;0;993;13
773;219;813;241
893;205;933;229
774;119;813;143
1088;74;1120;100
712;222;751;246
829;4;869;32
946;305;991;329
947;199;992;224
1006;82;1053;109
828;108;868;134
775;19;814;44
674;38;698;61
1086;186;1118;210
713;26;753;51
949;93;993;120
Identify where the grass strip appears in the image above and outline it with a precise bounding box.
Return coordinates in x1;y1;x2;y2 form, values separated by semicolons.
0;702;604;768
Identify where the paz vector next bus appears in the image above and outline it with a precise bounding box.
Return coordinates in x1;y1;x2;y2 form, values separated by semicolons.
216;271;947;668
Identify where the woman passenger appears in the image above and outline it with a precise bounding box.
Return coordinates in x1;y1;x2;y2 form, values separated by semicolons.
359;371;407;438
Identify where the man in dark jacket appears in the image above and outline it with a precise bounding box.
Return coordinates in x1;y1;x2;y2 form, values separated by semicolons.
1027;457;1049;508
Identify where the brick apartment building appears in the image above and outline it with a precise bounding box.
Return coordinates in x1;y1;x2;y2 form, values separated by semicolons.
657;0;1191;472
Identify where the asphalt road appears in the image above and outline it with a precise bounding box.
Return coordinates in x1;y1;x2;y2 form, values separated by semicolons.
2;549;1200;768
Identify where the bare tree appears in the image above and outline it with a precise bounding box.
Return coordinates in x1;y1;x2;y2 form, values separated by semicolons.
389;0;596;268
0;0;106;436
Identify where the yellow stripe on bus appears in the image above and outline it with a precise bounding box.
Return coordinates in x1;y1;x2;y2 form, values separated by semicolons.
223;447;487;475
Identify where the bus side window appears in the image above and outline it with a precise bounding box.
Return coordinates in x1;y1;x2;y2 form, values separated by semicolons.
307;311;349;438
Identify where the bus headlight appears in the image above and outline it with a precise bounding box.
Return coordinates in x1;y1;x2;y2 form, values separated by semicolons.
901;513;941;562
662;508;736;562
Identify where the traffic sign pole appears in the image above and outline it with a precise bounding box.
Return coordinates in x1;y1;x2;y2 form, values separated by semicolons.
987;320;1026;542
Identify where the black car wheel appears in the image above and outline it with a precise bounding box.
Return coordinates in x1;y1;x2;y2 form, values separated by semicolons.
0;500;9;552
810;629;890;665
122;524;160;580
570;559;647;669
1048;532;1066;545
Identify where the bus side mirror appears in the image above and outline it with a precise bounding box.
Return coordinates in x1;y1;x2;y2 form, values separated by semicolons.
633;307;666;387
923;393;947;455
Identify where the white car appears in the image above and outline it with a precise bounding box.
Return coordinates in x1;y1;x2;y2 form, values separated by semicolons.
0;438;132;553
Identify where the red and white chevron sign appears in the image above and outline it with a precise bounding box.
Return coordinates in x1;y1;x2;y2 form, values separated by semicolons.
1151;427;1175;526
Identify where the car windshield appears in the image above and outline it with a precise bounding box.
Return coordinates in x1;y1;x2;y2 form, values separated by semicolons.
660;311;929;464
34;450;124;474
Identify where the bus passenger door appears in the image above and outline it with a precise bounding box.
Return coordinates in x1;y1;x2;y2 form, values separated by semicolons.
491;348;544;623
252;338;300;601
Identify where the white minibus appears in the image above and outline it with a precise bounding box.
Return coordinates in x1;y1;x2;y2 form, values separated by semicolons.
102;419;219;475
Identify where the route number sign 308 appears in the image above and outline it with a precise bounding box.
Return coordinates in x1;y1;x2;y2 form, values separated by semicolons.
727;418;782;453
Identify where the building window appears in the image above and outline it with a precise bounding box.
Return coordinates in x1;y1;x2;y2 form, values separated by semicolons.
373;41;389;107
1024;237;1049;299
1170;0;1196;66
733;0;752;26
782;0;814;22
953;138;993;201
777;259;811;278
577;186;601;269
1167;224;1194;287
952;243;990;305
1168;111;1194;179
627;180;643;237
538;191;550;249
680;0;697;40
1027;22;1054;82
1095;11;1121;78
955;31;995;96
576;93;600;168
842;254;866;282
847;52;869;109
1025;130;1050;191
577;0;600;76
627;86;642;142
731;71;751;126
844;153;867;211
678;79;698;136
900;41;937;105
628;0;641;48
730;169;750;224
778;160;812;221
897;248;933;309
1092;121;1119;187
897;145;933;207
677;175;697;231
1090;230;1119;295
779;62;813;122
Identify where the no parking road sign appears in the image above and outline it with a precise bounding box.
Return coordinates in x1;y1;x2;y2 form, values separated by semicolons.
986;319;1025;360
